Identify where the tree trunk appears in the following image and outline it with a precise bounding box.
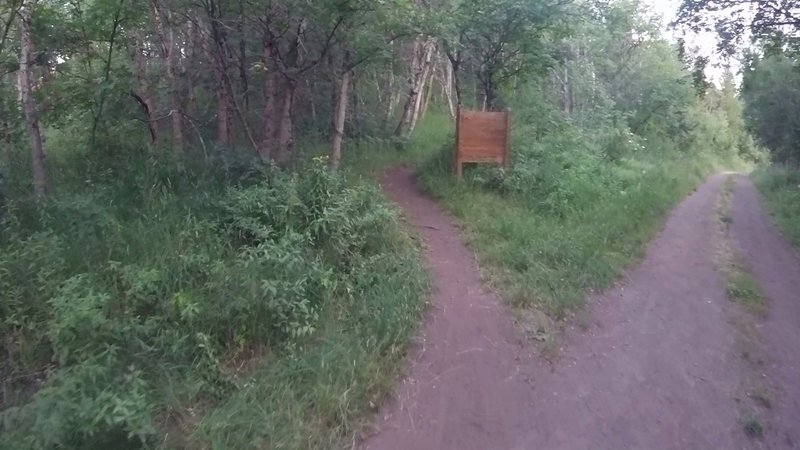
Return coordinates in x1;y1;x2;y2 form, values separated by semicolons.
443;58;455;118
410;61;431;131
152;0;184;152
203;11;233;149
381;71;397;132
19;4;46;198
329;69;351;171
275;78;296;166
237;0;249;110
206;3;259;154
417;57;436;122
183;15;198;115
394;39;434;137
132;33;157;145
259;37;277;161
215;71;233;148
444;43;463;107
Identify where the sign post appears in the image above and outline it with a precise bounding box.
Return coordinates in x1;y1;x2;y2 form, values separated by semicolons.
454;108;510;178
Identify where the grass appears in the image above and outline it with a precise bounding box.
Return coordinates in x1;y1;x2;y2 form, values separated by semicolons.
195;229;428;449
341;112;453;177
752;165;800;248
742;413;765;438
750;383;773;409
416;156;720;320
0;151;430;449
714;175;766;315
726;271;764;313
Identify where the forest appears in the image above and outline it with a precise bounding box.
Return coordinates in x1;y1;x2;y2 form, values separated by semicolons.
0;0;797;448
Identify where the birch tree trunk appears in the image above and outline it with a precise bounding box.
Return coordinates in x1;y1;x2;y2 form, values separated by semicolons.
329;69;351;171
417;56;436;122
394;38;434;137
443;58;455;118
19;3;46;198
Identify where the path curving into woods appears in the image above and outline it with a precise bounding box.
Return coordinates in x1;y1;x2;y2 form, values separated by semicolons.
365;167;800;450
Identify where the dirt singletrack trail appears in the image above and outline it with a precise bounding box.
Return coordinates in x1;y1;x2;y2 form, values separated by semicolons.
366;168;800;450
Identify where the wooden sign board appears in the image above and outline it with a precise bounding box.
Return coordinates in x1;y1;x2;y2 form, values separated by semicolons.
454;109;510;178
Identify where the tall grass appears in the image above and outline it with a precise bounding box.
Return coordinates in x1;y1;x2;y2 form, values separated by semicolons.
418;148;721;318
0;149;428;449
752;166;800;248
341;112;453;176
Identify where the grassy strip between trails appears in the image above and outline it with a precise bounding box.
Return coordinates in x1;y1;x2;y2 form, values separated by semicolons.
714;176;765;315
414;126;742;322
752;165;800;249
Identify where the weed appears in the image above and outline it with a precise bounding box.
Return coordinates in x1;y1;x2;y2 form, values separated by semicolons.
417;140;725;320
752;166;800;248
750;384;773;409
726;271;765;314
743;414;765;438
714;176;766;316
0;154;428;449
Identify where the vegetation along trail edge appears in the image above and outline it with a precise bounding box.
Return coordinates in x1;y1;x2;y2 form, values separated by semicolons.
366;169;800;449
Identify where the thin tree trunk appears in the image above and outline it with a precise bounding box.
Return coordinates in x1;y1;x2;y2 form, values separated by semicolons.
215;70;233;147
203;11;233;149
443;58;455;118
445;43;462;107
132;33;156;145
307;78;317;123
275;78;296;166
381;71;397;132
19;3;46;197
418;58;436;121
152;0;184;152
412;44;435;130
237;0;249;110
329;69;351;171
259;36;277;160
183;16;198;115
394;39;434;137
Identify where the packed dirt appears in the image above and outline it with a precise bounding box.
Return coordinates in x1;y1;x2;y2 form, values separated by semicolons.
730;175;800;448
364;168;800;450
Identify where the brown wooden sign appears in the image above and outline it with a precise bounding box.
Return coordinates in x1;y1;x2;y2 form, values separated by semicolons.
454;109;510;178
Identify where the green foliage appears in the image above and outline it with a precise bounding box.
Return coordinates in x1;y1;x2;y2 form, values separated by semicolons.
415;1;752;318
753;166;800;248
419;138;718;317
741;51;800;166
0;156;426;449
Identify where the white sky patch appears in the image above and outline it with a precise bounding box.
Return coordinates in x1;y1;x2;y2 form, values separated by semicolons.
640;0;737;84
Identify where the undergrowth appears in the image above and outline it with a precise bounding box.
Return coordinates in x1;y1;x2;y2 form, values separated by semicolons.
714;176;765;315
415;110;750;320
752;166;800;248
0;151;427;449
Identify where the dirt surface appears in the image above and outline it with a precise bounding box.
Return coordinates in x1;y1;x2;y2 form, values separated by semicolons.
729;175;800;448
365;168;800;450
366;167;537;450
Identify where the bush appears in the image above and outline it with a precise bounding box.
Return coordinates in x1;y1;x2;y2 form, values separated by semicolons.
417;100;730;317
0;156;421;449
753;166;800;247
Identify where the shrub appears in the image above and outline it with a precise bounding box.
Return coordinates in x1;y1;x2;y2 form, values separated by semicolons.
0;156;415;449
